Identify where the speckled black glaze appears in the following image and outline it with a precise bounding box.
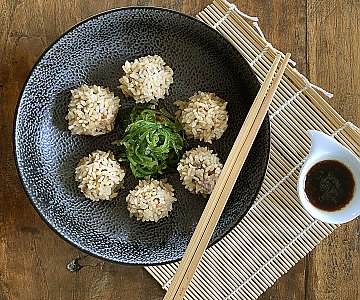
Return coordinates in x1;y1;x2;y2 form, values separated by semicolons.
14;7;270;265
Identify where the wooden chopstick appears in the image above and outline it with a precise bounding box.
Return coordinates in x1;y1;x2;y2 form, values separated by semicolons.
164;53;291;300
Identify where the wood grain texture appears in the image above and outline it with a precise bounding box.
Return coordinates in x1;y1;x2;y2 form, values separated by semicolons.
0;0;358;299
306;1;360;300
238;1;309;299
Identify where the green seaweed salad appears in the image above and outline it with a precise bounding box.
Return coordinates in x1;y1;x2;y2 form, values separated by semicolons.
119;105;187;178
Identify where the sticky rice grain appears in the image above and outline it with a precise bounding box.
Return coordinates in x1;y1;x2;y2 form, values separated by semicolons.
75;150;125;201
175;91;228;143
66;84;120;136
177;146;223;197
119;55;173;103
126;177;176;222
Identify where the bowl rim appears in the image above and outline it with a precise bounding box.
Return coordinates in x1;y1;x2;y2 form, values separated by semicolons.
13;6;271;265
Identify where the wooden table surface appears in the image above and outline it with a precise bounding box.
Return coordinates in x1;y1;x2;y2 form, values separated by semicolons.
1;0;359;299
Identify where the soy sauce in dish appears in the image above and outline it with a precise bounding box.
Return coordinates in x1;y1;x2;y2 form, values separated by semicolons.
305;160;355;211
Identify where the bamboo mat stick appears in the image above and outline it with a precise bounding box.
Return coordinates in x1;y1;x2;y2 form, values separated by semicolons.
198;20;358;148
163;53;291;300
148;3;359;299
200;1;349;129
199;5;360;150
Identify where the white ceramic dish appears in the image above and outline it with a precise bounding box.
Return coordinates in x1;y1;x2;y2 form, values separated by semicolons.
298;130;360;224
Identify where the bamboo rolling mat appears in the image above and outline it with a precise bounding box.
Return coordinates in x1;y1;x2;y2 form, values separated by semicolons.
145;1;360;299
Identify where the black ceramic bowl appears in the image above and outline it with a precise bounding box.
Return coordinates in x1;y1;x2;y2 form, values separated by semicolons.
14;7;270;265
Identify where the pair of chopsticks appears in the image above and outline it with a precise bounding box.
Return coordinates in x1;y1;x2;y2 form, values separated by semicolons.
163;53;291;300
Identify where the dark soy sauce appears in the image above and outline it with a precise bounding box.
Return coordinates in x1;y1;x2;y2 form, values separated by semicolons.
305;160;355;211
